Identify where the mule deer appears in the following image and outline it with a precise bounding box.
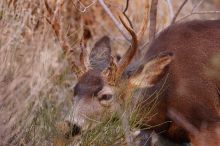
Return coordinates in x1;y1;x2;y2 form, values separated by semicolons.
46;1;220;145
68;19;220;145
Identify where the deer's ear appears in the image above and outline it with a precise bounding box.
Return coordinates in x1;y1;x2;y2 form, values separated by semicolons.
89;36;111;72
129;52;174;88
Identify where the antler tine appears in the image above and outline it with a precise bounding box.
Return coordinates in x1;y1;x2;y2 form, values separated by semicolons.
116;15;138;80
115;0;149;80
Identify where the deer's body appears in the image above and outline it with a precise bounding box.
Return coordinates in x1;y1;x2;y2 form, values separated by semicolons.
134;20;220;143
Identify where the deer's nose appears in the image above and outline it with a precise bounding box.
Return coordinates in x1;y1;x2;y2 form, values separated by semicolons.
62;121;81;138
71;123;81;136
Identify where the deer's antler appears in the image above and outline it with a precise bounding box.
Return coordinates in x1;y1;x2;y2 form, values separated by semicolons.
115;15;138;80
98;0;148;83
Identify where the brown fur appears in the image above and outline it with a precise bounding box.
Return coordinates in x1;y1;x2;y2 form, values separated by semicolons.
141;19;220;143
74;70;104;97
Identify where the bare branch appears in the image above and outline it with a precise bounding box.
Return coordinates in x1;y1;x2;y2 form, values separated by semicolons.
171;0;188;24
137;0;149;43
179;11;220;21
149;0;158;42
123;0;129;13
72;0;96;13
177;0;220;22
98;0;130;42
168;108;199;135
192;0;205;12
118;104;135;146
166;0;174;21
122;0;133;29
193;10;220;14
168;108;220;146
44;0;53;17
121;110;134;146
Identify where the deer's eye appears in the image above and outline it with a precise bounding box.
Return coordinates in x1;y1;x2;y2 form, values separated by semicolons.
99;94;113;101
73;84;79;96
99;94;113;107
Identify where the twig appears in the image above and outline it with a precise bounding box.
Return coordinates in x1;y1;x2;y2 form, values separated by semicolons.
123;0;129;13
166;0;174;21
149;0;158;42
72;0;97;13
120;109;134;146
137;0;149;43
191;10;220;14
178;10;220;22
192;0;205;12
175;0;220;22
122;0;133;29
98;0;130;42
171;0;188;24
168;109;199;135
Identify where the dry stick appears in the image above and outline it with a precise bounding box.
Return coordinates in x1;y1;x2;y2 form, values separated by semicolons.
149;0;158;42
98;0;130;42
123;0;129;13
119;108;134;146
177;0;220;22
122;0;133;29
171;0;188;24
168;109;199;136
52;0;64;25
168;110;209;146
166;0;174;21
134;0;150;54
192;0;205;12
178;11;220;22
72;0;96;13
137;0;149;43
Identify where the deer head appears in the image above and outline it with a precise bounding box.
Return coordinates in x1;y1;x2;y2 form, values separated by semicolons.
70;35;173;133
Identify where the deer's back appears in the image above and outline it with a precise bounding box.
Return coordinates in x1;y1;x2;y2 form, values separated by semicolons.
145;20;220;139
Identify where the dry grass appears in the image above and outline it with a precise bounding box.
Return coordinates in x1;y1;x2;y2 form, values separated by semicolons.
0;0;219;145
